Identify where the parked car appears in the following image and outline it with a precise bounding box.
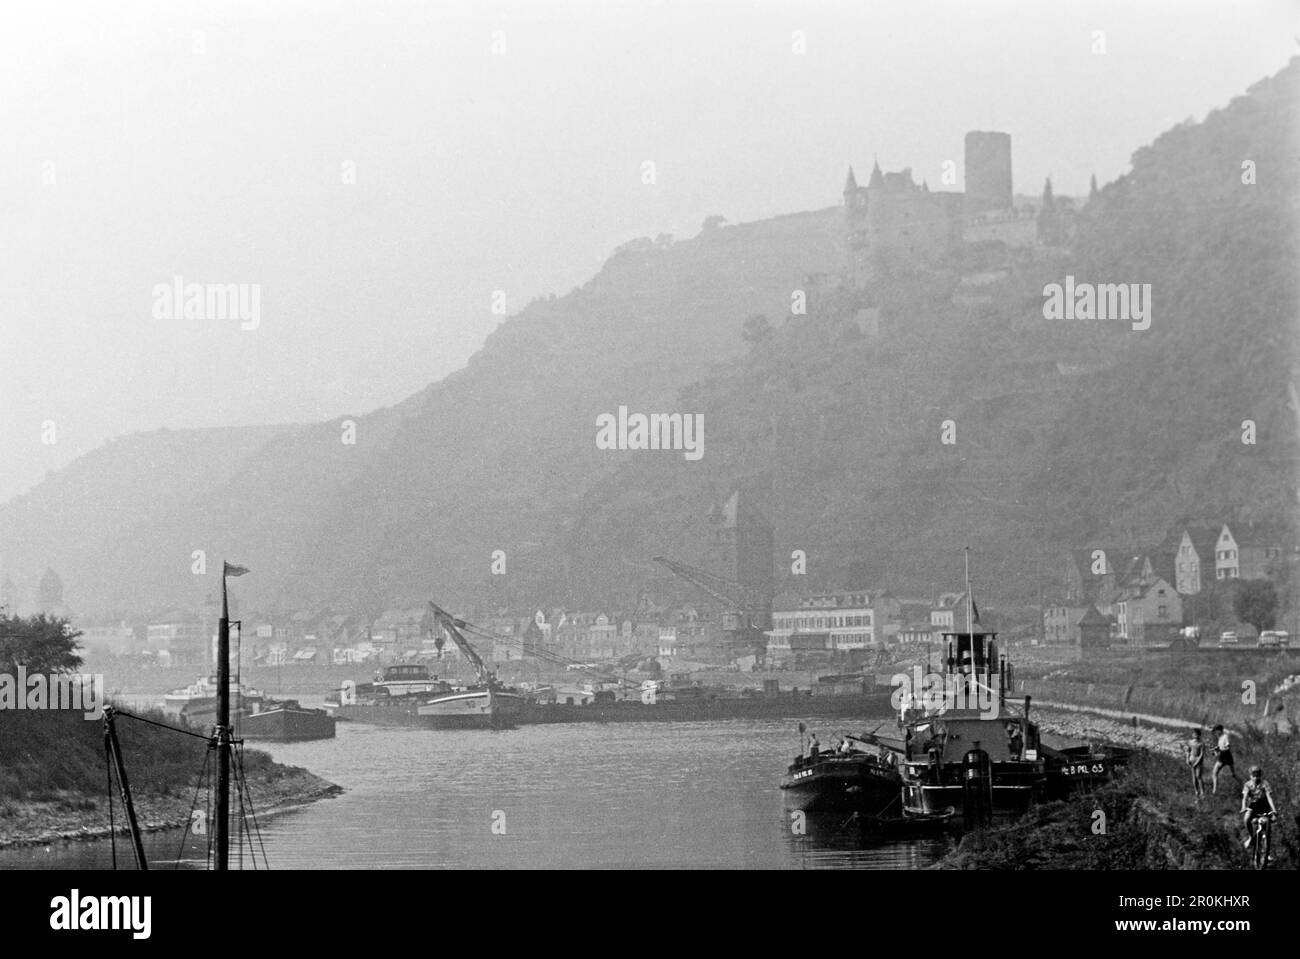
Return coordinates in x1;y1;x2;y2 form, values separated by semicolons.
1258;630;1289;649
1219;631;1238;646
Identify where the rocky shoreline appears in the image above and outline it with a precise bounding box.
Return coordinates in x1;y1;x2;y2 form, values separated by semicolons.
1036;707;1186;758
0;765;342;851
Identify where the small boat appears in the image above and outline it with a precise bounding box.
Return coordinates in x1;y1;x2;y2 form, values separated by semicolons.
1046;743;1131;798
780;733;903;814
242;699;337;741
865;805;958;835
165;675;265;725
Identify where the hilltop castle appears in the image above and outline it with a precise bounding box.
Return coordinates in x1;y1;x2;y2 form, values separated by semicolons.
842;131;1072;287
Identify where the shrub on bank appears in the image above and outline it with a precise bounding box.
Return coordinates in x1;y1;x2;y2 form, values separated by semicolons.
940;747;1288;870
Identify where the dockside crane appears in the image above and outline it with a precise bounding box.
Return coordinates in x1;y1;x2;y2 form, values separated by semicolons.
651;555;773;663
428;601;498;688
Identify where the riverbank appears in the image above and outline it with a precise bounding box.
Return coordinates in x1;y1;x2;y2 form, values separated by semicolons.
0;706;341;850
0;764;341;850
1016;648;1300;732
936;708;1297;869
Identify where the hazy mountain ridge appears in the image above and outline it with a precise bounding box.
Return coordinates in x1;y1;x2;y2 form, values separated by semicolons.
565;58;1300;610
1;207;843;615
3;61;1297;618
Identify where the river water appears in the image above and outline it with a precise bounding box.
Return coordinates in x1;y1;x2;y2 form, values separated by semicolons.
2;714;955;869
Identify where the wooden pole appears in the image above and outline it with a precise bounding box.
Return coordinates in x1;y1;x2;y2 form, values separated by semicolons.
104;706;148;870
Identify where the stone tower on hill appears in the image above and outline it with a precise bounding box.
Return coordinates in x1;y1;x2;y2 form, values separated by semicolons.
842;130;1018;287
963;130;1013;216
709;488;775;604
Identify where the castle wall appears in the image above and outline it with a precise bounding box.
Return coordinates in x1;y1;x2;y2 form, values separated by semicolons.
963;210;1038;248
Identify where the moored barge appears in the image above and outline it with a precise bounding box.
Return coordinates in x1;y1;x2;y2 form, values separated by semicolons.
323;602;524;729
242;699;337;741
781;734;902;814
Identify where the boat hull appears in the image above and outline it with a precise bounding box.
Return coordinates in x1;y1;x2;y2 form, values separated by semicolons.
1045;746;1130;799
417;689;524;729
329;689;524;729
900;760;1048;820
780;755;902;815
242;706;337;742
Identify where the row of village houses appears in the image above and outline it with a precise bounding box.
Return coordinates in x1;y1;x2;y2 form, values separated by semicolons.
1045;520;1292;647
79;589;991;668
74;521;1292;666
78;604;725;668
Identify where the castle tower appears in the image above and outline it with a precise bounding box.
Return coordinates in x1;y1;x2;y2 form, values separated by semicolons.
710;489;775;603
867;157;884;189
963;131;1013;216
843;166;868;288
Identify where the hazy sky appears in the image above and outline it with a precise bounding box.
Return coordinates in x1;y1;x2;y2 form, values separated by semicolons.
2;0;1295;504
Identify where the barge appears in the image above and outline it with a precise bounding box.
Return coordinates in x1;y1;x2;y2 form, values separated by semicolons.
242;699;337;741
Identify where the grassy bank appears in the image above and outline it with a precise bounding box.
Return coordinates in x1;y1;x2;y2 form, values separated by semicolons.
0;705;340;849
939;725;1299;869
1018;648;1300;731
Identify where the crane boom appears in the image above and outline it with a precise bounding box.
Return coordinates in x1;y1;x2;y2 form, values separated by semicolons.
651;556;769;610
428;602;493;687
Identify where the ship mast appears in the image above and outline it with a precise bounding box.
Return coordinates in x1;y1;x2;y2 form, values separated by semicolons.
216;568;231;870
216;561;249;871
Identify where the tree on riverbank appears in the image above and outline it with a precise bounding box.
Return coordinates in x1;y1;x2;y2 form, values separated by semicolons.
1234;580;1279;635
0;612;83;675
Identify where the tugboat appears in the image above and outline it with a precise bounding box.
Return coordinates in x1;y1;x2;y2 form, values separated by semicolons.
781;728;903;815
897;632;1049;821
896;552;1051;823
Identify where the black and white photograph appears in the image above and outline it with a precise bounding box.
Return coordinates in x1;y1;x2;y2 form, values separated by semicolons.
1;0;1297;935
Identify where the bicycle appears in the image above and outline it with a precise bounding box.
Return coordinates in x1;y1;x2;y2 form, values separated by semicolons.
1250;811;1276;870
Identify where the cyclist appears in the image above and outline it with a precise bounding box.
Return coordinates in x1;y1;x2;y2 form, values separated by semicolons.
1241;765;1278;862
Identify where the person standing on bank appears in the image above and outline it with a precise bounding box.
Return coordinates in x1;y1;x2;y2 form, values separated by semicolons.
1185;727;1206;800
1211;724;1241;793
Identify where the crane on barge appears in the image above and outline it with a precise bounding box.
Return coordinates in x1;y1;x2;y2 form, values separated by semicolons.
426;601;500;688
